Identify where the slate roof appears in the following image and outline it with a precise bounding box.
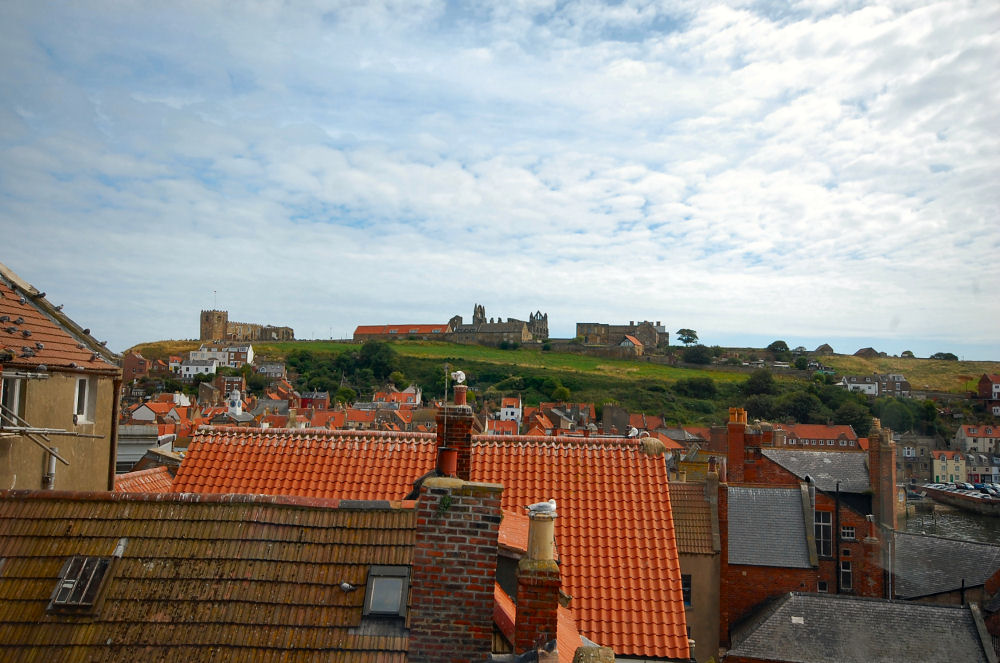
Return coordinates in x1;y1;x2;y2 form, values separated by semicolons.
761;448;870;493
669;482;717;555
728;486;813;568
0;490;414;662
0;261;118;372
172;428;690;660
728;592;995;663
113;466;174;493
893;531;1000;599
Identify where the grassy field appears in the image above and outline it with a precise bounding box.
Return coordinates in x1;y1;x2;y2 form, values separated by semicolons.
817;354;1000;394
129;339;1000;395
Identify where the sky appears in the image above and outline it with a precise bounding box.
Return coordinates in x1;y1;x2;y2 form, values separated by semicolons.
1;0;998;360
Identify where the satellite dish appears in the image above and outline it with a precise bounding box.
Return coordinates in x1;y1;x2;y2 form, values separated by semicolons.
451;370;466;384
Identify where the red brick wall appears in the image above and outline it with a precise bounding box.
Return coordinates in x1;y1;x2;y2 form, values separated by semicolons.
436;406;475;481
409;478;503;663
514;558;560;652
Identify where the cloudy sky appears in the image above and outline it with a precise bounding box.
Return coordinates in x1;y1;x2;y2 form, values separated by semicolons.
1;0;997;359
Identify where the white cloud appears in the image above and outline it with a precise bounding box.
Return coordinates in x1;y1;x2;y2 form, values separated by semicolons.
0;0;996;358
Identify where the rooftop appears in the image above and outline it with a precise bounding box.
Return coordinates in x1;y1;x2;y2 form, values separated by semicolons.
893;531;1000;599
728;486;813;569
172;427;689;659
728;592;995;663
761;448;871;493
0;490;414;662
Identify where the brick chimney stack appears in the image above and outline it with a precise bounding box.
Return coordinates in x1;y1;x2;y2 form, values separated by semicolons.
514;509;561;653
409;476;503;663
726;408;748;483
436;380;475;481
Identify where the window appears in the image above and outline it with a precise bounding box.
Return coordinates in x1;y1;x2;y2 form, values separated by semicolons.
48;556;111;612
74;377;96;423
682;574;692;606
840;561;853;591
817;580;828;592
815;511;832;557
363;566;408;617
841;526;855;541
1;377;24;427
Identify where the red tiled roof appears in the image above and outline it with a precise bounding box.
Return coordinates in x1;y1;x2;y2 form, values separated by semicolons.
494;583;516;643
0;263;118;373
622;334;643;347
354;324;449;335
310;410;344;428
487;419;519;435
173;429;689;659
683;426;711;441
501;397;521;409
779;423;857;441
347;409;376;423
114;466;174;493
498;509;530;555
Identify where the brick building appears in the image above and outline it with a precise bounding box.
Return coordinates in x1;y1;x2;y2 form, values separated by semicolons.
718;408;896;647
576;319;668;349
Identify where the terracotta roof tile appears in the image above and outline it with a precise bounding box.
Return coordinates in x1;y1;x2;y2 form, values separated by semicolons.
113;466;174;493
173;428;689;659
0;263;118;372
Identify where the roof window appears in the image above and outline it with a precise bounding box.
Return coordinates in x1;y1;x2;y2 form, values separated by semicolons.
363;565;409;617
48;538;126;614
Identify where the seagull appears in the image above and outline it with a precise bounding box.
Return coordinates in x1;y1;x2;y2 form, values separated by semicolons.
339;582;358;592
525;499;557;515
627;426;639;437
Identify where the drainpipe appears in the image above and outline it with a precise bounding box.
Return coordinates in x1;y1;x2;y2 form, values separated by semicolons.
42;447;58;489
108;375;122;490
835;480;842;594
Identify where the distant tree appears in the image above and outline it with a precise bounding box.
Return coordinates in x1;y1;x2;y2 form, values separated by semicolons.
835;401;872;437
792;346;807;354
775;391;824;423
389;370;406;387
334;386;357;404
359;341;398;379
879;399;915;432
676;329;699;346
929;352;958;361
742;369;777;396
551;385;571;401
794;356;809;370
673;377;717;399
900;350;915;358
542;342;552;351
744;394;776;420
767;340;790;354
682;344;712;364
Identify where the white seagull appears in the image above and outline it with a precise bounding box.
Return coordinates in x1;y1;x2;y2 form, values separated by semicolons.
525;499;557;516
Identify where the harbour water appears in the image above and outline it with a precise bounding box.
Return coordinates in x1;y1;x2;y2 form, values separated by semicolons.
902;501;1000;544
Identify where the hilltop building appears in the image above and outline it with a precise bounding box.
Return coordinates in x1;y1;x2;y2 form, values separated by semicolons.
199;309;293;342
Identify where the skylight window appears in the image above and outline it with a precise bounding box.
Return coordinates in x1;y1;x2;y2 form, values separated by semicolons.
363;565;408;617
49;556;111;611
48;538;126;613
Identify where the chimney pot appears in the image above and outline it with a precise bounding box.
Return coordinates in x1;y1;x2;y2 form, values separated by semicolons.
454;384;468;406
437;447;458;476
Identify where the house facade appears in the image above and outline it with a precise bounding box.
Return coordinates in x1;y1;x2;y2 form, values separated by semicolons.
0;262;121;491
955;424;1000;454
932;450;967;483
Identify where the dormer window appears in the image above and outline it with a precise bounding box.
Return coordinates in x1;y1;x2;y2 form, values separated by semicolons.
363;565;409;617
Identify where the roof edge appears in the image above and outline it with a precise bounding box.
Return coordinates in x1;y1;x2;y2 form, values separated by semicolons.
0;489;416;511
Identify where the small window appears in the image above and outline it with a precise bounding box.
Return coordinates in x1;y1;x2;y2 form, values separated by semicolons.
842;548;851;557
49;556;111;612
364;565;408;617
1;377;24;426
682;574;692;606
840;561;853;591
74;377;96;423
817;581;828;593
841;526;855;541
